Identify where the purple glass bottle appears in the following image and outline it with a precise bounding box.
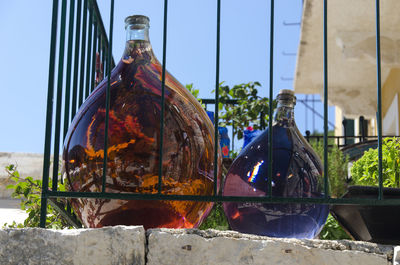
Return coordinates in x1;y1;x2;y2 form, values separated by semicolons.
222;89;329;238
62;15;221;229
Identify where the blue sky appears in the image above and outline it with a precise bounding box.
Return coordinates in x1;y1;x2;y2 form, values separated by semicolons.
0;0;334;153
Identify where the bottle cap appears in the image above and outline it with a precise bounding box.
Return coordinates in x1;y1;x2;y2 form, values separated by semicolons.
277;89;296;105
125;15;150;28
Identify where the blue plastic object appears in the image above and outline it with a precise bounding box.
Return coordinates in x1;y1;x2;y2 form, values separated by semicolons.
243;127;262;148
206;111;230;158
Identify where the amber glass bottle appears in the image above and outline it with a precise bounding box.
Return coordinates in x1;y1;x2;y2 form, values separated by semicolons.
223;89;329;238
63;15;221;229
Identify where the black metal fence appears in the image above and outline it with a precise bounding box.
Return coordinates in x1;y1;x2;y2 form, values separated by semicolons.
40;0;398;229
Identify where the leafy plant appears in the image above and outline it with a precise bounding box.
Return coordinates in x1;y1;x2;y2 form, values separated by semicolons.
185;83;204;107
199;203;229;230
319;214;351;240
306;130;336;145
3;164;72;229
311;141;349;198
309;141;351;240
350;137;400;187
216;82;275;140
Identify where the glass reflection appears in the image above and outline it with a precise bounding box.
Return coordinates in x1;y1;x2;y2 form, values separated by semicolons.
223;90;329;238
62;15;221;229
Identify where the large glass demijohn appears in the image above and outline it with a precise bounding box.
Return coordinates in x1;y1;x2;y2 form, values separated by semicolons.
222;89;329;238
62;15;221;229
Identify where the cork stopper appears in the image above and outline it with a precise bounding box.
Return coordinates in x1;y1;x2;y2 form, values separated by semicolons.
125;15;150;29
277;89;296;105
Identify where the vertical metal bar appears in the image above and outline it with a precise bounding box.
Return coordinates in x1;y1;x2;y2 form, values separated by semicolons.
158;0;169;194
52;0;68;191
312;94;315;132
63;0;76;140
85;1;93;99
323;0;329;198
102;0;114;193
105;44;109;77
375;0;383;200
97;33;103;86
78;0;88;106
267;0;274;198
231;121;235;153
102;41;106;80
260;112;265;129
92;0;115;67
91;20;98;92
213;0;221;196
305;95;308;129
40;0;59;228
71;0;82;120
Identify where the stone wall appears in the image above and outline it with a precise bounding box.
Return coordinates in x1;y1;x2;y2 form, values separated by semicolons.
0;226;395;265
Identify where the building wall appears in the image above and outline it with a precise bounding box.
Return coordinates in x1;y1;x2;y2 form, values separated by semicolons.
335;107;343;141
382;68;400;135
333;66;400;139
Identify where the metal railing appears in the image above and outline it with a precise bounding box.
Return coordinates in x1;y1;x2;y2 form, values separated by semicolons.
304;132;398;149
40;0;398;228
40;0;115;227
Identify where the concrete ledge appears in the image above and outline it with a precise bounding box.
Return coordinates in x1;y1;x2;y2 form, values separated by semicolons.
394;246;400;265
147;229;394;265
0;226;145;265
0;226;395;265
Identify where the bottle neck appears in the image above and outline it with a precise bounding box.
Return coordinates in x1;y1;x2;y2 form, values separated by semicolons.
274;99;295;127
126;24;149;41
122;24;153;63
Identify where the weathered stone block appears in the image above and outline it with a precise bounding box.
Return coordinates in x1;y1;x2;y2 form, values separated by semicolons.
393;246;400;265
146;229;393;265
0;226;145;265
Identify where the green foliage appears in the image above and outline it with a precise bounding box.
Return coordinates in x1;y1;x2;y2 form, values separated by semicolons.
319;214;351;240
186;81;274;141
351;137;400;188
185;83;204;107
185;83;199;98
3;164;72;229
310;141;349;198
199;203;229;230
216;82;275;140
309;141;351;240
